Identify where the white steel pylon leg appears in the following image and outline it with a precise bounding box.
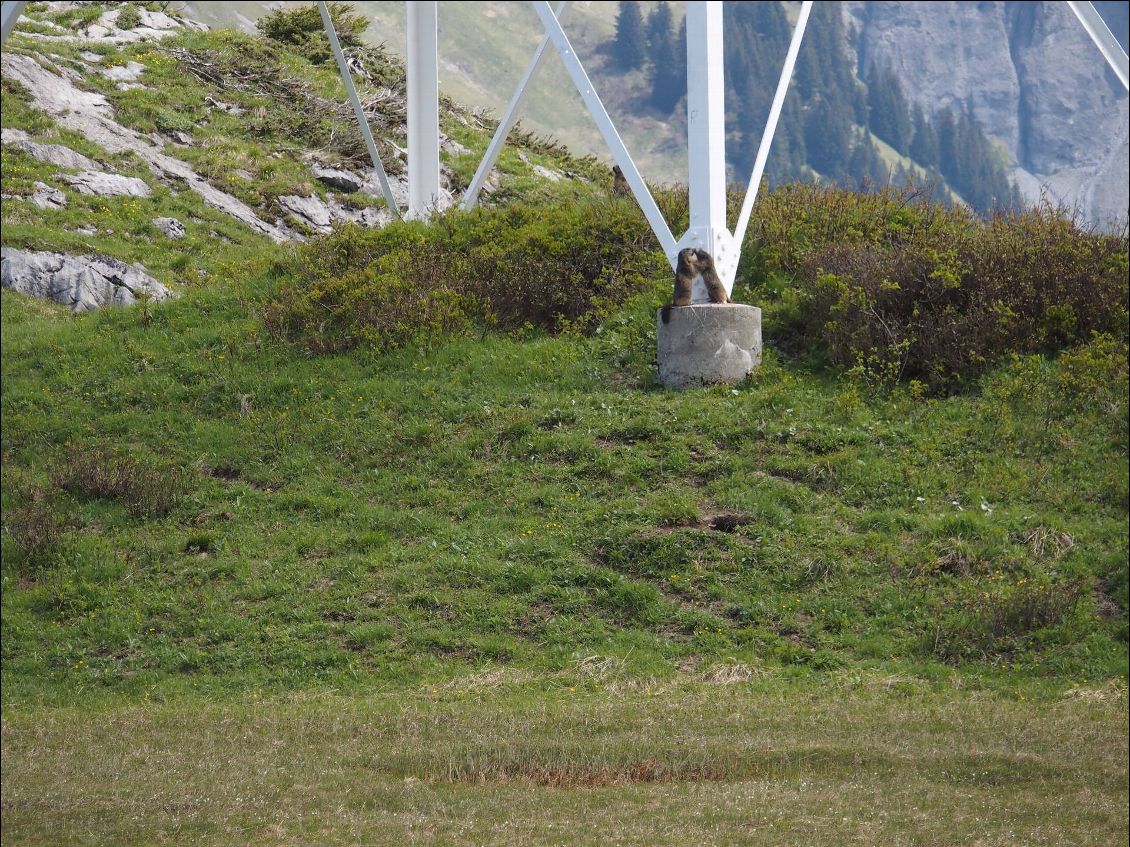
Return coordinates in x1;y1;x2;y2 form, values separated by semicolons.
532;0;678;259
406;1;441;218
732;0;812;251
1067;0;1129;90
318;0;402;218
1;1;28;43
680;1;737;299
464;1;572;210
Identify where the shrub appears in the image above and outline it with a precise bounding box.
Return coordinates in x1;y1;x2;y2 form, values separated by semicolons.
931;578;1086;661
3;482;61;564
256;2;368;65
116;3;141;31
263;198;666;352
746;185;1129;393
52;446;187;518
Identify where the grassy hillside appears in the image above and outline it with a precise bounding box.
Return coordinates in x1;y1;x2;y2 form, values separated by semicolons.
1;6;1127;846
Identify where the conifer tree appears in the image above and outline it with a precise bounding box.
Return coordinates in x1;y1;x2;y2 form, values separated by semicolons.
909;103;939;168
613;1;646;70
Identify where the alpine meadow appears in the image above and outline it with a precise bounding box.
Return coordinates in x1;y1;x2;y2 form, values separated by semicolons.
1;3;1127;845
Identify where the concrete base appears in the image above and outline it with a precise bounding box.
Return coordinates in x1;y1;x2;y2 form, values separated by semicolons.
657;304;762;389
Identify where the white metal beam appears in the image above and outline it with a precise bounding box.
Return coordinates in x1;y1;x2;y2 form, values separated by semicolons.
406;1;441;218
317;0;402;218
1067;0;1129;90
732;0;812;252
1;1;28;44
463;1;571;210
681;1;735;298
532;0;678;259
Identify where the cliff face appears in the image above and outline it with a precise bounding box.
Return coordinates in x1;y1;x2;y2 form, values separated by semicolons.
845;0;1129;227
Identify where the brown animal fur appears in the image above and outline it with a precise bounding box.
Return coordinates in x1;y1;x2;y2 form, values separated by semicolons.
611;165;630;196
694;249;730;304
661;247;699;323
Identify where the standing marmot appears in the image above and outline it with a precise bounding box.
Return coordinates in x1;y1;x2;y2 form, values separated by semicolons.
660;248;731;323
611;165;630;196
694;248;730;304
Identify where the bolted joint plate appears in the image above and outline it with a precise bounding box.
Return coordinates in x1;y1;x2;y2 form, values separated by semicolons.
657;303;762;389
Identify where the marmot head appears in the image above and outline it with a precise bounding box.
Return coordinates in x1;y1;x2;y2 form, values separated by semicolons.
677;247;699;268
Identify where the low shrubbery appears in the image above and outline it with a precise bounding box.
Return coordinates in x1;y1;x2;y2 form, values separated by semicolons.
52;446;186;518
747;184;1128;392
263;198;666;352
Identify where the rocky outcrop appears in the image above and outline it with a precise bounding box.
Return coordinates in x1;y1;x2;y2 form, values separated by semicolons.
311;165;363;193
1;127;101;171
278;195;391;234
151;217;186;239
1;248;174;312
30;181;67;209
0;53;291;242
60;170;151;197
844;0;1129;226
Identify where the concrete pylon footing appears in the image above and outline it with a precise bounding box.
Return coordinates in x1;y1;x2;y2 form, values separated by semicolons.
657;304;762;388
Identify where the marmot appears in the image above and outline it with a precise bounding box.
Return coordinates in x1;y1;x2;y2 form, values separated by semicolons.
694;248;730;304
661;247;699;323
611;164;630;196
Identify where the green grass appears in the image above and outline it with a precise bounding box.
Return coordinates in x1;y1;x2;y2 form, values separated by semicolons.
2;678;1126;846
2;267;1125;706
1;9;1126;844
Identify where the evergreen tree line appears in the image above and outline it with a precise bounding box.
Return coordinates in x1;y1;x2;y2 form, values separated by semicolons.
610;0;1022;214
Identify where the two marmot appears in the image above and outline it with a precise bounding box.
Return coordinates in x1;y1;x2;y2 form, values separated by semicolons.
661;248;730;323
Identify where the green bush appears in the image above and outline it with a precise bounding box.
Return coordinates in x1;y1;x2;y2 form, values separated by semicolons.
746;184;1129;393
263;198;666;352
116;3;141;30
256;2;368;65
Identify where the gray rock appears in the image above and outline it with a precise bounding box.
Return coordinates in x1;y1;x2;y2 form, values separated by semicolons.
312;164;362;193
843;1;1128;227
152;217;186;239
60;169;151;197
278;194;333;233
440;133;471;156
205;95;244;116
1;127;101;171
1;247;174;312
533;164;564;182
360;171;410;209
30;181;67;209
1;54;289;242
101;61;145;81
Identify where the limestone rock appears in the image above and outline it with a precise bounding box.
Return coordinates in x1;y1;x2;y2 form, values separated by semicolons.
1;54;289;242
843;1;1128;226
1;247;174;312
152;217;186;239
312;165;363;193
60;169;151;197
533;164;564;182
278;194;333;233
30;181;67;209
279;194;392;233
1;127;101;171
101;61;145;82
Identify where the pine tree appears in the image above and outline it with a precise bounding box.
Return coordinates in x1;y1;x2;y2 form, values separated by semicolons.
934;105;958;180
805;96;852;178
909;103;938;168
646;1;673;55
647;8;682;112
613;1;646;70
867;63;912;153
